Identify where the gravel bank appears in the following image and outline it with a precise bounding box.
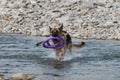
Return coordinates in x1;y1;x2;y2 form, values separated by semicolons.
0;0;120;40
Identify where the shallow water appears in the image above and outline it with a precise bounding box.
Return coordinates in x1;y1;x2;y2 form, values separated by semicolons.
0;34;120;80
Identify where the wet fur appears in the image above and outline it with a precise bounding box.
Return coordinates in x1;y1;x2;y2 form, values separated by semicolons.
36;24;85;60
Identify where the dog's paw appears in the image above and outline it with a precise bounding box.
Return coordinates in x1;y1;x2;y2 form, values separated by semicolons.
36;43;39;46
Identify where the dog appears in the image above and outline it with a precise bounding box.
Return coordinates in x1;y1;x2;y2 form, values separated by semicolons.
36;24;85;60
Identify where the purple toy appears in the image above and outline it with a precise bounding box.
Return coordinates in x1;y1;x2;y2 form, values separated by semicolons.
42;36;65;49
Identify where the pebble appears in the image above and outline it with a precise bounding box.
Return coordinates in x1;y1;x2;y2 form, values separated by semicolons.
0;0;119;40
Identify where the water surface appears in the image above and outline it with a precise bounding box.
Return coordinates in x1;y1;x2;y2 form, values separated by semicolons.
0;34;120;80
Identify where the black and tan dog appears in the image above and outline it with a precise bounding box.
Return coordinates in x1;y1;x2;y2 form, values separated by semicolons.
36;24;85;60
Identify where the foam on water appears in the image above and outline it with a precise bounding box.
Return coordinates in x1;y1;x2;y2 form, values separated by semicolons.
42;52;56;59
63;53;82;61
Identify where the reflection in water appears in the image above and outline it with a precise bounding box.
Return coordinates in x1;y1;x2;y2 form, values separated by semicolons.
0;34;120;80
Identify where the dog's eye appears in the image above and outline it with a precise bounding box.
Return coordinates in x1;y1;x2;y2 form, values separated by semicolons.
51;31;54;33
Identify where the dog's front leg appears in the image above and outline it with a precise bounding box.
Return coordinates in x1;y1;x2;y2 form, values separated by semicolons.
59;48;66;60
54;50;60;60
36;41;43;46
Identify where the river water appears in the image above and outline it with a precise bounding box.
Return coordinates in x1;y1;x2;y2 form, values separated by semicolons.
0;34;120;80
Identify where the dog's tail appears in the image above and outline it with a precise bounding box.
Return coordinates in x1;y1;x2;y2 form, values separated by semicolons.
72;42;85;48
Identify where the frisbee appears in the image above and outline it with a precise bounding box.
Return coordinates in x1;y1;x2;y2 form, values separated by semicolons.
42;36;65;49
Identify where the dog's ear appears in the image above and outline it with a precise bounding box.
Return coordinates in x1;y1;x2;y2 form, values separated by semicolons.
59;24;63;31
49;26;52;31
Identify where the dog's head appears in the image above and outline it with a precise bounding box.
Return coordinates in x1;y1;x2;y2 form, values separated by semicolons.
49;24;63;37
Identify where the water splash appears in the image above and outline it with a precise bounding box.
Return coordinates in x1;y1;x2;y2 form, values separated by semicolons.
42;51;82;61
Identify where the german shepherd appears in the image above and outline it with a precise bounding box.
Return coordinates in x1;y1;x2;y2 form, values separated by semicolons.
36;24;85;60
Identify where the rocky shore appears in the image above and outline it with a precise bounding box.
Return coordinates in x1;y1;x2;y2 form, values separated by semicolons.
0;73;36;80
0;0;120;40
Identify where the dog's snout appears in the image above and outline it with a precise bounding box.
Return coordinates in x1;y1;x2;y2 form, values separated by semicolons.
52;33;58;37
